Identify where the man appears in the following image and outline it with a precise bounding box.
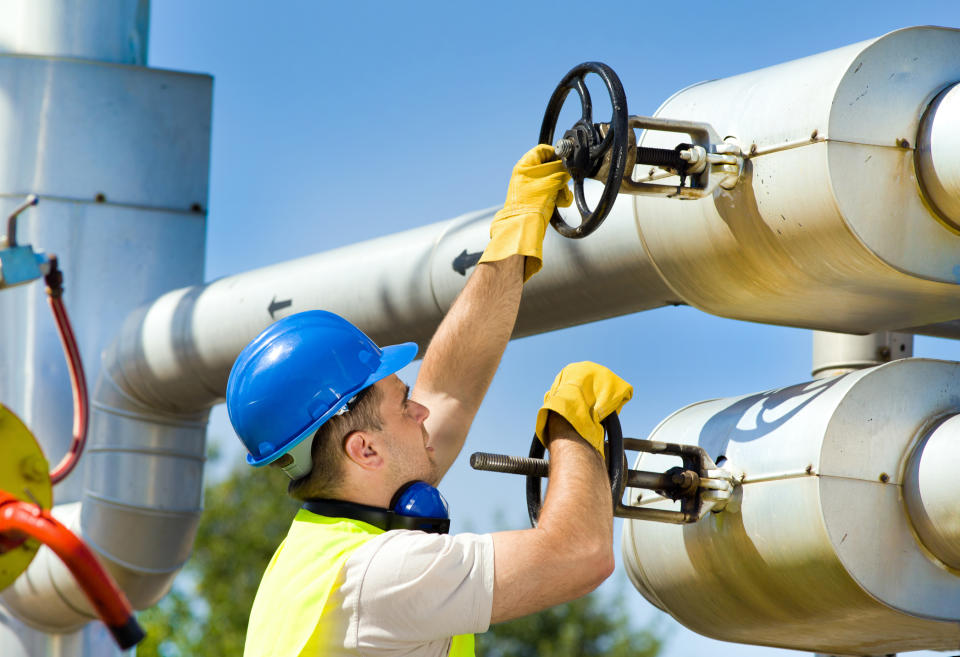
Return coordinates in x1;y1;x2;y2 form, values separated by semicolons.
226;145;633;656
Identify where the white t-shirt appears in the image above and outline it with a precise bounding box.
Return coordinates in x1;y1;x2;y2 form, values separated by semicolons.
323;530;495;656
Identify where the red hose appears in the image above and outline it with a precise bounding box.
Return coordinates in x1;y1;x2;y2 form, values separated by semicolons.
0;492;144;648
45;256;89;485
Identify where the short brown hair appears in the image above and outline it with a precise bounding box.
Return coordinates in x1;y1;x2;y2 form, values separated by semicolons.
286;384;383;501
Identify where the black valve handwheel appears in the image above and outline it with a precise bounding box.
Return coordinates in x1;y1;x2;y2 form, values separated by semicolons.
526;412;625;527
539;62;628;239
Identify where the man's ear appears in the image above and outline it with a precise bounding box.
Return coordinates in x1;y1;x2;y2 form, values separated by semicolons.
342;430;383;471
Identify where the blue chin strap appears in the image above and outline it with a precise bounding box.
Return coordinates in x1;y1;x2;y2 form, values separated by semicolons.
302;481;451;534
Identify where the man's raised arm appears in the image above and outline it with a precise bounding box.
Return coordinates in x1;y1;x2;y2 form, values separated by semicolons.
414;145;572;479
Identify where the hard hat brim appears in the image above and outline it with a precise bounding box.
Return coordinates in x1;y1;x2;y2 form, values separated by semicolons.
245;341;419;473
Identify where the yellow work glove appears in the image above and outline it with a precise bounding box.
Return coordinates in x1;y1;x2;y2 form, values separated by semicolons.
534;362;633;455
478;144;573;282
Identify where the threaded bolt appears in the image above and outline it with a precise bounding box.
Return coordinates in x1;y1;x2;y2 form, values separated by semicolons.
470;452;549;477
554;138;575;159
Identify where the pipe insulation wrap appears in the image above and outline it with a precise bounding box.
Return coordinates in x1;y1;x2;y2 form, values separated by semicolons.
79;368;207;608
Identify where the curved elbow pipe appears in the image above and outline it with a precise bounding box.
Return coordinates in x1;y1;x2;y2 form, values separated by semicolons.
1;367;207;631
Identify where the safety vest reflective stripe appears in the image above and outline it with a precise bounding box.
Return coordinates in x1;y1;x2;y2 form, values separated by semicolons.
449;633;475;657
243;508;475;657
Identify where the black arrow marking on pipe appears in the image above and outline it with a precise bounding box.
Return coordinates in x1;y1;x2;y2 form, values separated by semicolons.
452;249;483;276
268;296;293;319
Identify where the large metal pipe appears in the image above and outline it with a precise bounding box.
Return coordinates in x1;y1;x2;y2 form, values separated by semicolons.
102;190;674;414
622;358;960;654
632;26;960;334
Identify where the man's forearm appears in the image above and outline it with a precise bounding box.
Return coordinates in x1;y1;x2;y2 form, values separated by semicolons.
415;254;524;474
536;415;615;551
489;413;615;623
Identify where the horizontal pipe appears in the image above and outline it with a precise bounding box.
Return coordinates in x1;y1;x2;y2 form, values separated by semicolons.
106;193;674;414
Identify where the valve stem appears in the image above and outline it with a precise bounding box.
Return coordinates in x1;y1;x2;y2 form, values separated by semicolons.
470;452;549;477
554;138;575;159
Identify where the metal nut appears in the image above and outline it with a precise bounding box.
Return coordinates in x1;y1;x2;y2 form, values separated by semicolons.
19;455;47;483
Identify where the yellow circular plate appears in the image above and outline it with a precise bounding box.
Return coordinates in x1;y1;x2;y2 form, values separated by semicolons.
0;404;52;590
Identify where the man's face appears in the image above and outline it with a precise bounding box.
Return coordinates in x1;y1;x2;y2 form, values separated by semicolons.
372;374;439;486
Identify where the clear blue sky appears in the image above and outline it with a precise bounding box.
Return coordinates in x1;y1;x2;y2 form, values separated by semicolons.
148;2;960;656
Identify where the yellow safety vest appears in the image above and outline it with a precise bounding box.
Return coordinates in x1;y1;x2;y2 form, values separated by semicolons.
244;508;475;657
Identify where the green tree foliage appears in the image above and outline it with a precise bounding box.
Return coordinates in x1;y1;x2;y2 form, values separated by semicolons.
137;460;663;657
477;592;661;657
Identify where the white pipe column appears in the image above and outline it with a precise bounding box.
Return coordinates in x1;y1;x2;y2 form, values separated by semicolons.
0;0;149;64
811;331;914;378
0;2;212;656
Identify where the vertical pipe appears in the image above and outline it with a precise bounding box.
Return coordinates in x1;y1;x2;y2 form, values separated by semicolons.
0;5;208;655
811;331;914;379
0;0;150;64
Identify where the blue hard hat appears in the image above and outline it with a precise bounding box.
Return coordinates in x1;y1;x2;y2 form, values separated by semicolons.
226;310;417;479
